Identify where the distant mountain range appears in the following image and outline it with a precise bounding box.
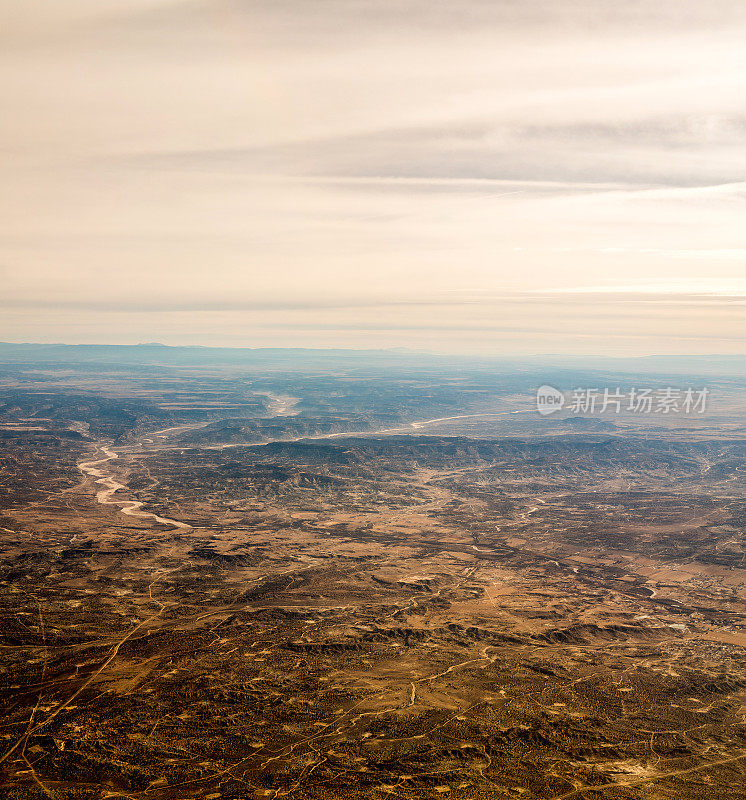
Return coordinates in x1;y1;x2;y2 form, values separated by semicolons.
1;341;745;378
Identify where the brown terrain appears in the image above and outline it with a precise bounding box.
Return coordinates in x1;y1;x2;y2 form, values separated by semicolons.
1;354;745;799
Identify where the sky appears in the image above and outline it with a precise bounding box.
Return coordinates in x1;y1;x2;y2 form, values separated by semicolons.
1;0;746;355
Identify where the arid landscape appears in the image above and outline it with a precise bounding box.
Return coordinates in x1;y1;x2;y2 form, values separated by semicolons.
5;0;746;797
1;347;746;799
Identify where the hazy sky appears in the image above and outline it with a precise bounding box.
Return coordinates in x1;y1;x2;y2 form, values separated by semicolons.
2;0;746;354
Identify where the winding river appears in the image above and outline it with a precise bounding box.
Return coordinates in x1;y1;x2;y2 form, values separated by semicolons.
77;405;531;530
78;446;192;530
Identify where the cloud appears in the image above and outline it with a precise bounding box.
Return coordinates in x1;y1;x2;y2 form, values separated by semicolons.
128;113;746;187
2;1;746;352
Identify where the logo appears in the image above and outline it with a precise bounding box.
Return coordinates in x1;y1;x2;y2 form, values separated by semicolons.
534;385;709;416
536;385;565;416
